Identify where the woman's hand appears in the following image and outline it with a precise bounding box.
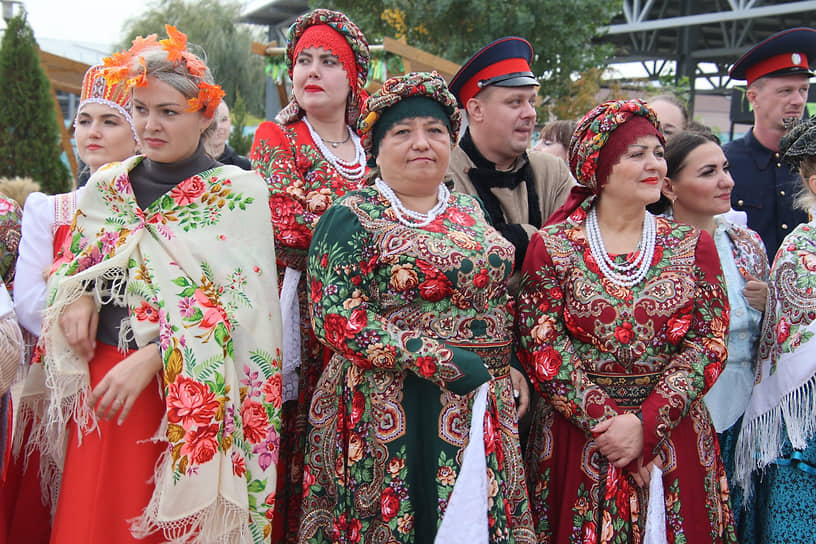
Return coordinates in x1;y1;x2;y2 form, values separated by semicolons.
631;456;663;487
509;367;530;419
60;294;98;361
88;343;162;426
591;412;643;468
743;276;768;312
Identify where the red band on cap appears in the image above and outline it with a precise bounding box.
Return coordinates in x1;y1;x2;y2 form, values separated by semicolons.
458;57;533;105
746;51;810;86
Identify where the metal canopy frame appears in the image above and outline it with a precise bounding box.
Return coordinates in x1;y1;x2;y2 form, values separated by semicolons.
600;0;816;102
236;1;816;117
237;0;309;43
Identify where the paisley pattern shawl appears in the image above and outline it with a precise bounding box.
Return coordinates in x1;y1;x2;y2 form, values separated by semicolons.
19;156;284;543
300;188;534;543
718;218;769;283
516;199;735;542
736;221;816;490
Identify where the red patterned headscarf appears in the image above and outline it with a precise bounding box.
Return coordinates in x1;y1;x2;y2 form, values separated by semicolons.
276;9;370;126
547;99;663;225
293;25;357;91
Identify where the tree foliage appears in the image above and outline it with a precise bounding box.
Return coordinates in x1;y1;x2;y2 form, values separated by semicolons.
118;0;267;117
228;92;253;156
316;0;622;105
549;67;625;121
0;11;71;194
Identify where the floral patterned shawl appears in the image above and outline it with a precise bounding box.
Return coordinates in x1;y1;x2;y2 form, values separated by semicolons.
735;220;816;490
718;218;769;283
0;195;21;290
19;156;283;542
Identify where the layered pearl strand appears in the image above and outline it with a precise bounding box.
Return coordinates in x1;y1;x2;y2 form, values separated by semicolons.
374;177;450;228
585;205;656;287
303;117;366;182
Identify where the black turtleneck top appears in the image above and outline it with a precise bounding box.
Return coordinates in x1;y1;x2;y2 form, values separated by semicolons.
97;143;221;349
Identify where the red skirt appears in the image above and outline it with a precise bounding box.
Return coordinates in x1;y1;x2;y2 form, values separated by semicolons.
1;416;52;544
50;342;165;544
525;399;736;543
0;222;80;544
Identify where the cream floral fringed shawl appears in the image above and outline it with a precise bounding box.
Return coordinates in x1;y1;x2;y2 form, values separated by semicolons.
18;156;283;543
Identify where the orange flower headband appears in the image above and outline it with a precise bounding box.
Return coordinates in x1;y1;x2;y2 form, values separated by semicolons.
101;25;225;118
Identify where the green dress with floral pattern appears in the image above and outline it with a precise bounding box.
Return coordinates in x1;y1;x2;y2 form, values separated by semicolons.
300;187;534;544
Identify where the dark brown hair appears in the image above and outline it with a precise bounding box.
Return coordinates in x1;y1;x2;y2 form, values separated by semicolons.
646;130;720;214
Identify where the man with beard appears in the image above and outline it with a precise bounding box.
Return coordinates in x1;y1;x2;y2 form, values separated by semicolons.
448;37;574;293
724;27;816;258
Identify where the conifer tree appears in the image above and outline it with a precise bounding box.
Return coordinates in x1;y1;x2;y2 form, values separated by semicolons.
0;11;71;194
228;93;253;156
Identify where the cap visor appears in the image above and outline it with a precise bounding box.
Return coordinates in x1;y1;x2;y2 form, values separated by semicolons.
491;75;539;87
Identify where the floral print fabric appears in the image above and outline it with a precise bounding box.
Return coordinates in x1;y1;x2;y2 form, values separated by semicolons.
300;187;534;543
22;157;283;543
357;71;461;158
516;200;736;543
0;195;21;291
568;99;662;192
251;119;366;271
250;118;367;542
736;220;816;490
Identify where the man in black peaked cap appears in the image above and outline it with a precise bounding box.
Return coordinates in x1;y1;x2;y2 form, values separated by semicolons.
725;27;816;258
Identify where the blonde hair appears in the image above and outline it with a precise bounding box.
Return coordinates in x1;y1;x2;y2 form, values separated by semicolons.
139;48;218;139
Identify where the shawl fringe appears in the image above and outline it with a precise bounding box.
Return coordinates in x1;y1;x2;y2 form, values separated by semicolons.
12;380;65;516
19;258;131;510
735;373;816;498
17;160;283;541
131;443;254;543
7;317;26;386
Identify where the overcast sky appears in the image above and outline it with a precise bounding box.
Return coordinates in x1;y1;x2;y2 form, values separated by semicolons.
19;0;144;46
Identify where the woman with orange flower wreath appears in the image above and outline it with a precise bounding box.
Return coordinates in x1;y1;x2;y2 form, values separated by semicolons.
248;9;370;542
16;27;283;543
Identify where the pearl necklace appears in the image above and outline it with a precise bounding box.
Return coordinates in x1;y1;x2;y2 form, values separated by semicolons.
374;177;450;228
585;205;656;287
303;117;366;182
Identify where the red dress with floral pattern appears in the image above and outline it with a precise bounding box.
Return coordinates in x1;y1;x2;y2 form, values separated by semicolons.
301;188;534;543
250;119;367;542
516;202;737;544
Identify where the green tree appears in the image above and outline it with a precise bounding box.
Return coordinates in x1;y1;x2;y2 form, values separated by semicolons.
119;0;267;117
0;11;71;194
549;67;625;121
228;92;253;156
317;0;622;103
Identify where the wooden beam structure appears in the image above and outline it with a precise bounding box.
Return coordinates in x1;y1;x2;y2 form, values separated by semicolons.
49;83;79;185
252;36;461;83
381;37;460;82
39;49;88;95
